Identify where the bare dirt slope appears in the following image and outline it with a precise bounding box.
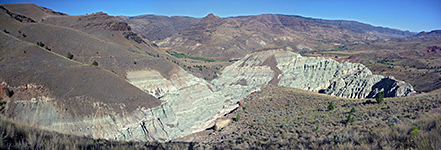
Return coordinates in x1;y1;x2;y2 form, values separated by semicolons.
1;3;183;79
0;31;160;115
0;3;189;115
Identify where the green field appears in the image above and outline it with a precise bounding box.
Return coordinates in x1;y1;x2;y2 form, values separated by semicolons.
167;51;228;62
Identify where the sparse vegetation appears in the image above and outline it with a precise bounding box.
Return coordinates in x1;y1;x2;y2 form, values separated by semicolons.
235;114;240;122
37;42;45;47
92;60;98;66
45;46;51;51
5;88;13;98
327;101;334;111
346;109;355;125
0;118;190;150
66;52;73;59
1;3;440;150
350;107;356;113
167;51;227;62
376;91;384;104
187;86;441;149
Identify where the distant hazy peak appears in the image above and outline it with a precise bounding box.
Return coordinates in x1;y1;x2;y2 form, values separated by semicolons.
203;13;221;20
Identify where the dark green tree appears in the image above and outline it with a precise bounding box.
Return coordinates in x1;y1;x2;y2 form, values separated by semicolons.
346;112;355;125
92;60;98;66
350;107;356;113
5;88;13;98
376;91;384;104
66;52;73;59
235;114;240;122
327;101;334;111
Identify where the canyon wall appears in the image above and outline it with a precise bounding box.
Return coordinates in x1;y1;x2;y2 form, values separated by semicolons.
5;50;415;141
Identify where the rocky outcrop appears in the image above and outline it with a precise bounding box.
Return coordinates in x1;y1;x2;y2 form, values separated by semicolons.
214;118;232;130
0;6;35;23
117;50;415;141
215;50;416;99
2;49;416;142
124;68;242;141
123;32;146;44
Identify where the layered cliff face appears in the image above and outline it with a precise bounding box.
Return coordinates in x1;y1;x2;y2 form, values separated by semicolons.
2;48;416;142
215;50;416;99
0;3;419;144
123;68;244;141
114;50;415;141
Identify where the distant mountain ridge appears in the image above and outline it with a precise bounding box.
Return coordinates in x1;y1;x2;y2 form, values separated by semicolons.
118;15;199;41
120;13;415;59
1;3;438;144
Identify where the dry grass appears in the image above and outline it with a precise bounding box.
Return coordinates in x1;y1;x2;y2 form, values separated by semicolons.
187;86;441;149
1;86;440;149
0;117;198;150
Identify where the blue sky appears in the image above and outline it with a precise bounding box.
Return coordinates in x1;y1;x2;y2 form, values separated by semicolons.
1;0;440;32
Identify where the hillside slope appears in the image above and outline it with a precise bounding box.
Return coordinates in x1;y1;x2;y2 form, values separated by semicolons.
118;15;199;41
1;3;182;78
122;14;413;60
0;3;425;143
1;87;440;149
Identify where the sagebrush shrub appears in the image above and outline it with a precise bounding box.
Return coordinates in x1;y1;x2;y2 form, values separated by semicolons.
328;101;334;111
376;91;384;104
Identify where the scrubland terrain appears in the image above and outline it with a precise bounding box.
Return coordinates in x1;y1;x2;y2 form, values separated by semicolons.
1;86;440;149
1;2;440;150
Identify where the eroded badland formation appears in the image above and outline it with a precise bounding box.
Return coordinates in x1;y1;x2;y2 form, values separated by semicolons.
1;3;440;149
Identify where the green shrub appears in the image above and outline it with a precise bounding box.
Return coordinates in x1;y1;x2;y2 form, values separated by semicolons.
133;61;137;64
346;112;355;125
3;29;9;34
235;114;240;122
376;91;384;104
66;52;73;59
37;42;45;47
327;101;334;111
5;88;13;98
350;107;356;113
92;61;98;66
45;46;51;51
411;126;421;139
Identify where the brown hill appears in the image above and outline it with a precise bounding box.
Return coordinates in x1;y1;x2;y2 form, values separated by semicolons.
0;3;190;116
1;3;182;79
118;15;199;41
1;3;66;21
122;13;414;60
0;31;160;115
